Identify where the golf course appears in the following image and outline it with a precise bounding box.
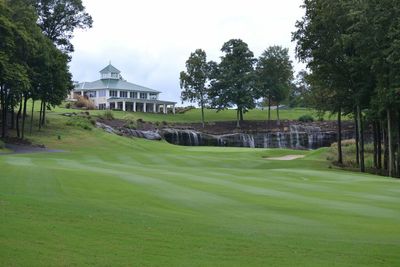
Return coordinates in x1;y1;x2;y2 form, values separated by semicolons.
1;111;400;266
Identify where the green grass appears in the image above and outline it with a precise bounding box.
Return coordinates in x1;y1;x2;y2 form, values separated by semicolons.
0;112;399;266
55;105;336;123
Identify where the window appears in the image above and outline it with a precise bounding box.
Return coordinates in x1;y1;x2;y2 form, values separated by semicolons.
140;93;147;99
110;90;118;97
130;92;137;99
98;103;106;110
120;91;128;98
98;90;106;97
149;93;158;100
87;91;96;98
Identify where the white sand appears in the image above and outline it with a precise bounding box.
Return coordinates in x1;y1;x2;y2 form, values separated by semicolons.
265;155;305;161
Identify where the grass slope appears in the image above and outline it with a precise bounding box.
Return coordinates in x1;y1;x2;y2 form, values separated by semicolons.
0;113;399;266
55;105;334;123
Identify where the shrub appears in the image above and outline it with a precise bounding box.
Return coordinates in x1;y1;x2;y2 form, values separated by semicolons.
100;110;114;120
298;114;314;122
74;96;96;110
66;116;93;130
0;139;4;149
124;120;137;129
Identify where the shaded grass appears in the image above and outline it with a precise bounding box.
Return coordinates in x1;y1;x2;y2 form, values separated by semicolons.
0;113;399;266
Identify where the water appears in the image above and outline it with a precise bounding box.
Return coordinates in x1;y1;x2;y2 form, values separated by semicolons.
160;126;351;150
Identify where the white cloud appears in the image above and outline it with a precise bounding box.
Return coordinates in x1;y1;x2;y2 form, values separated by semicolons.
70;0;306;104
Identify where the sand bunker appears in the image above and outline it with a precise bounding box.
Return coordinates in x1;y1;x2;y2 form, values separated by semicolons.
265;155;305;161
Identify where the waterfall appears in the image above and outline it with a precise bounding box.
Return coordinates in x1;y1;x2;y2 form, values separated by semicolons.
290;125;301;148
185;130;201;146
304;126;322;149
277;132;283;148
263;134;269;148
241;134;255;148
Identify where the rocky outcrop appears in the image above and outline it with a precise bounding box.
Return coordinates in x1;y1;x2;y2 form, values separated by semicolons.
96;121;358;150
160;125;355;149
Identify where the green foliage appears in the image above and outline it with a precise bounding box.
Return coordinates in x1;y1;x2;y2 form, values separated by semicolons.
256;46;294;106
32;0;93;53
298;114;314;122
180;49;212;126
209;39;257;126
65;115;94;130
99;110;114;120
0;139;4;149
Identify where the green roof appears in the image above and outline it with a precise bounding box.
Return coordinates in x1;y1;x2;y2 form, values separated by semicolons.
99;64;121;74
74;79;161;93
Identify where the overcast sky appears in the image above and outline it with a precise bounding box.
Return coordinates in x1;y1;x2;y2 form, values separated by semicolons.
70;0;306;104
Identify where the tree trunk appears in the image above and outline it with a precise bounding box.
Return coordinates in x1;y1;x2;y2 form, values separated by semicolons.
383;125;388;172
21;95;28;140
397;110;400;177
337;110;343;165
3;88;8;138
354;113;360;166
39;100;43;130
357;105;365;172
0;85;5;138
373;121;378;170
276;103;280;126
30;100;35;134
387;109;394;177
236;109;240;128
41;101;46;126
200;101;205;128
377;121;382;170
239;109;244;122
268;97;271;123
10;100;14;130
16;97;22;138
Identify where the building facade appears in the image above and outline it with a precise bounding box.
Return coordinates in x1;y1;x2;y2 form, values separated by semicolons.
71;64;176;113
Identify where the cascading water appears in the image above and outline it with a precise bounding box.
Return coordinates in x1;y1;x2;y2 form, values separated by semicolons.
160;125;355;150
289;125;301;148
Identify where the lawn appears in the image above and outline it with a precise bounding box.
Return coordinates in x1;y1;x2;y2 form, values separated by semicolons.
53;104;337;123
0;112;399;266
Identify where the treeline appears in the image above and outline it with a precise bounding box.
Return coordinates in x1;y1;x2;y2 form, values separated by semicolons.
180;40;294;127
0;0;92;139
293;0;400;177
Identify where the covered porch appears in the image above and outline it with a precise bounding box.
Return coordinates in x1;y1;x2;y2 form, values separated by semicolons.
107;98;176;114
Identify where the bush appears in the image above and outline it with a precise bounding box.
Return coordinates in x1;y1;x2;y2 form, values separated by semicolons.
298;114;314;122
74;96;96;110
66;116;93;130
100;110;114;120
0;139;4;149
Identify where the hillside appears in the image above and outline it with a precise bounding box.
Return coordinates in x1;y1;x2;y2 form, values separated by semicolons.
0;111;399;266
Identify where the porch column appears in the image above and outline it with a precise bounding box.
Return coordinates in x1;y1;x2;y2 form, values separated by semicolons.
163;104;167;114
133;101;136;112
173;105;176;114
144;102;147;113
122;101;126;111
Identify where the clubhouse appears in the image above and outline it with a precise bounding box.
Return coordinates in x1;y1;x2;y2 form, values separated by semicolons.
70;64;177;113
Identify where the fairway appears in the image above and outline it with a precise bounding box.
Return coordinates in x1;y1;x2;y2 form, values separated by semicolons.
1;123;399;266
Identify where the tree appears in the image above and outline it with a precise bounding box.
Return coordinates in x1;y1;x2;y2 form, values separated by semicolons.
255;46;293;125
180;49;211;128
31;0;93;53
209;39;257;127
